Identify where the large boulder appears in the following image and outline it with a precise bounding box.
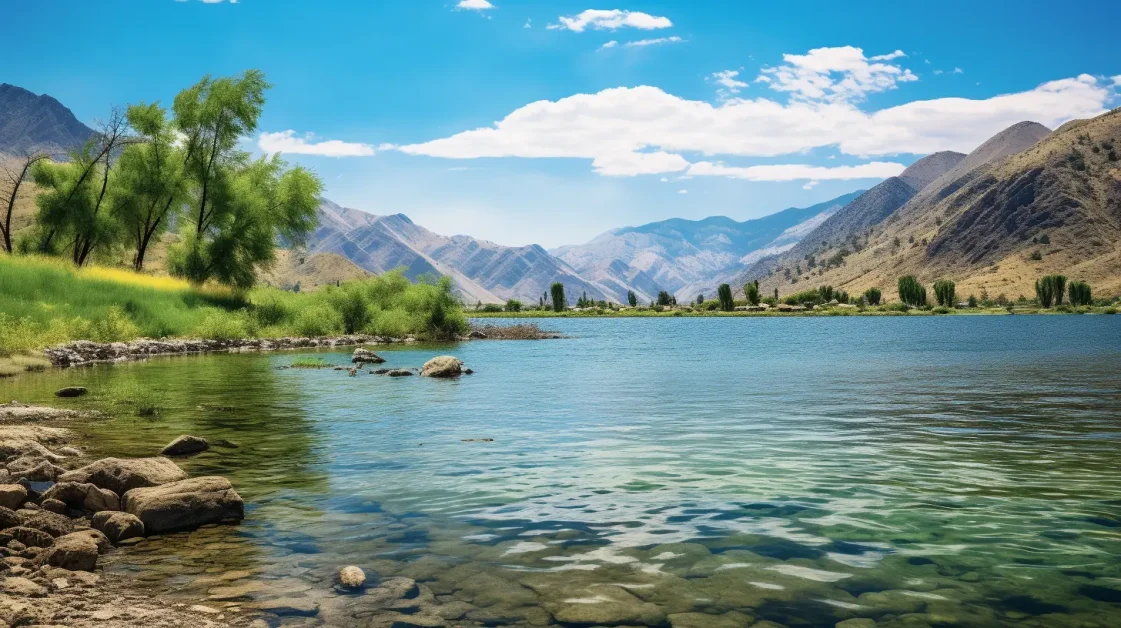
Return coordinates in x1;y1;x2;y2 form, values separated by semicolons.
42;531;100;571
0;484;28;510
90;511;145;544
353;348;386;364
160;435;210;457
17;509;74;537
6;526;54;548
421;356;463;378
55;387;88;398
122;476;244;533
40;481;120;513
0;504;21;529
59;457;187;494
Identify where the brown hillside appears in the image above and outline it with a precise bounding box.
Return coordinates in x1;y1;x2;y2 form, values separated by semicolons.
755;110;1121;301
259;250;372;291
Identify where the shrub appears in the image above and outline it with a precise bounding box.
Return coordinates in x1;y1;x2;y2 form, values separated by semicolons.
933;279;956;307
1030;250;1043;261
717;284;734;311
194;310;254;341
252;295;290;327
505;299;523;312
864;287;882;306
326;283;371;334
898;276;927;307
968;294;978;308
481;304;504;313
292;304;343;337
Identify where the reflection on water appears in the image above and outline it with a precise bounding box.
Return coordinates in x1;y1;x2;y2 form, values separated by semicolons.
4;316;1121;627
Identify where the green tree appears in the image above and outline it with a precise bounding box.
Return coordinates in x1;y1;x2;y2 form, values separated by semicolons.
863;287;882;306
933;279;956;307
627;290;637;307
657;290;672;306
550;282;566;312
1;152;49;253
696;294;704;305
717;283;734;311
898;276;927;307
31;109;132;265
505;299;523;312
967;294;978;308
166;70;320;288
1035;274;1067;308
1068;280;1092;306
744;280;761;306
111;102;187;270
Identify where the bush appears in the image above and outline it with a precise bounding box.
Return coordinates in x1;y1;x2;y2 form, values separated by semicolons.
505;299;523;312
898;276;927;307
194;310;254;340
968;294;978;308
292;304;343;337
480;304;504;313
326;283;371;334
744;281;761;306
864;287;882;306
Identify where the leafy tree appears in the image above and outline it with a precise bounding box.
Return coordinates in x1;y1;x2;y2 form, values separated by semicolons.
1;151;49;253
657;290;672;306
933;279;956;307
31;109;132;265
111;102;187;270
898;276;927;307
717;283;734;311
863;287;882;306
968;294;978;308
1068;280;1092;306
627;290;637;307
550;282;566;312
166;70;320;288
696;294;704;305
744;280;761;306
818;285;835;302
1035;274;1067;307
505;299;523;312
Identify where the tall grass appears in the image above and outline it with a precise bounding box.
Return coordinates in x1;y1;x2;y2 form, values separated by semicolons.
0;255;467;355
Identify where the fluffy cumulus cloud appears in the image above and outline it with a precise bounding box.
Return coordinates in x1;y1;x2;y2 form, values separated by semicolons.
258;131;375;157
1114;75;1121;86
711;70;748;96
397;47;1116;181
456;0;494;10
758;46;918;102
549;9;672;32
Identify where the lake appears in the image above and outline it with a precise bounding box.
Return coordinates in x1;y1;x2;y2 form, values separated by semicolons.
4;316;1121;627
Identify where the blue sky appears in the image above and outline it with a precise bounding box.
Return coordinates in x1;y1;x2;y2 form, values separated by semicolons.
4;1;1120;247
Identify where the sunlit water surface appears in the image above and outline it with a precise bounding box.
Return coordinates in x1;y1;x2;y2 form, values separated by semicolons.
4;316;1121;627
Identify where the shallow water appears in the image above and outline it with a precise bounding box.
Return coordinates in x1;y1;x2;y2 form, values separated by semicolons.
5;316;1121;627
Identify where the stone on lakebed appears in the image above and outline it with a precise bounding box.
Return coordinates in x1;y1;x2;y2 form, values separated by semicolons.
160;435;210;457
123;476;244;533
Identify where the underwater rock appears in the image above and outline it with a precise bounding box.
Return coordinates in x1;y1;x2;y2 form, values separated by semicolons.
160;435;210;457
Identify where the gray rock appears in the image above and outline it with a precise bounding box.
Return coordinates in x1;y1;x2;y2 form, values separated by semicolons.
0;483;28;510
40;498;67;514
90;511;145;543
420;356;463;378
386;369;414;377
1;576;46;597
17;508;74;537
160;435;210;457
59;457;187;494
122;476;244;533
353;348;386;364
6;526;53;548
249;597;320;616
42;531;100;571
40;481;120;512
55;387;88;398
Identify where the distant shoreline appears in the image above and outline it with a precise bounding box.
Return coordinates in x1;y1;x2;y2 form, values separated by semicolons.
467;306;1119;319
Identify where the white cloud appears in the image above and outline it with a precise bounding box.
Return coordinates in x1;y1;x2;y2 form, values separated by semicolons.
456;0;494;10
933;69;944;75
953;67;964;74
524;18;532;28
711;69;748;95
659;177;669;182
687;161;906;182
624;36;683;47
803;180;819;190
678;189;688;194
758;46;918;102
258;131;375;157
870;50;906;61
549;9;672;32
397;47;1114;179
599;40;619;50
1113;75;1121;86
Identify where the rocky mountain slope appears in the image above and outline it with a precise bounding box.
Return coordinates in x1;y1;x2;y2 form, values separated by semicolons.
258;249;372;292
747;112;1121;299
0;84;94;156
553;191;862;302
309;199;613;304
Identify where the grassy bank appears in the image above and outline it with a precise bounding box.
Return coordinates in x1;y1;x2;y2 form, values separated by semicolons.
468;304;1118;319
0;255;467;368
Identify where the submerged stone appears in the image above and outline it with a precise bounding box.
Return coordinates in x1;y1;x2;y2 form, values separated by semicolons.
160;435;210;457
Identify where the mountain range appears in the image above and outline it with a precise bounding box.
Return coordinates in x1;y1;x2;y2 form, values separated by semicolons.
0;84;94;157
5;82;1118;301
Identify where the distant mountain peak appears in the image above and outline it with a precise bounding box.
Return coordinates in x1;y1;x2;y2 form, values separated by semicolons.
0;83;95;157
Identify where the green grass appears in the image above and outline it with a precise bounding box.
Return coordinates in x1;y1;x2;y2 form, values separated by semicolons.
289;357;333;369
0;255;467;357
